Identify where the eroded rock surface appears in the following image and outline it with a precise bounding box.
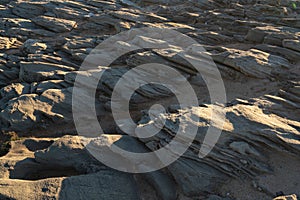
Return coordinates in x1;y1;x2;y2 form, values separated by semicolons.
0;0;299;200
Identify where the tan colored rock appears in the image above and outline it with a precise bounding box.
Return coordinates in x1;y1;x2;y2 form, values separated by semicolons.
274;194;298;200
0;0;299;199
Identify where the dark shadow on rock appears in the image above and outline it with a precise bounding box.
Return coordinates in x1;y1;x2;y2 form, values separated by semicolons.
22;139;54;152
9;158;81;180
0;194;16;200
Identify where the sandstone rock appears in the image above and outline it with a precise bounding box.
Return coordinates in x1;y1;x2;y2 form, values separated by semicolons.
0;0;299;199
6;27;56;38
59;171;140;200
0;18;36;30
245;26;299;45
21;39;47;54
274;194;298;200
0;88;75;137
34;136;101;173
0;83;29;108
35;80;70;94
136;86;300;197
212;48;291;78
0;178;62;199
19;62;75;83
10;1;46;19
0;169;140;200
279;18;300;28
254;44;300;62
0;64;20;88
282;39;300;52
0;37;18;50
32;16;77;33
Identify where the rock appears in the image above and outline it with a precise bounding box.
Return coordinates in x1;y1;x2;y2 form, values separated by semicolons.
52;6;88;20
6;27;56;38
0;178;62;199
279;18;300;28
0;0;299;199
143;171;177;200
0;83;30;108
79;14;131;33
35;80;70;94
10;2;46;19
137;89;300;196
212;48;291;78
0;65;20;88
0;94;62;134
34;136;101;173
274;194;298;200
254;44;300;62
21;39;47;54
0;136;144;200
229;141;260;156
32;16;77;33
86;134;154;170
245;26;299;46
0;18;37;30
0;37;18;50
0;88;74;137
0;167;139;200
168;158;227;196
59;171;140;200
283;39;300;52
19;62;75;83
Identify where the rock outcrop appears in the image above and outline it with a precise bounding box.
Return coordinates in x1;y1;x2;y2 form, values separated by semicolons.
0;0;299;200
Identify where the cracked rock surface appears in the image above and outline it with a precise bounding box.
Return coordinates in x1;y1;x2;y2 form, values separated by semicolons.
0;0;299;200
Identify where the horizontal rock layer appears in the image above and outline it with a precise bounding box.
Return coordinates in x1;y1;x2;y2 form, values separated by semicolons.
0;0;299;200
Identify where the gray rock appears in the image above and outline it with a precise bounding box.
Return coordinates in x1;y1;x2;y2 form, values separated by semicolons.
0;83;30;109
0;18;37;30
34;136;102;173
59;171;140;200
21;39;47;54
19;62;75;83
32;16;77;33
36;80;70;94
0;0;300;199
254;44;300;62
0;88;74;136
283;39;300;52
212;48;291;78
11;2;46;19
6;27;56;38
136;88;300;196
0;65;20;88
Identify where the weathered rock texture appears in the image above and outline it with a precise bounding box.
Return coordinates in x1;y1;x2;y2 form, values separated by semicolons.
0;0;299;200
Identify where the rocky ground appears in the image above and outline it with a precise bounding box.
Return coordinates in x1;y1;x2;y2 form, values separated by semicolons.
0;0;300;199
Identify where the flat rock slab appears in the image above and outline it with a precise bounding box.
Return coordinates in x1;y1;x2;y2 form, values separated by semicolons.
0;171;140;200
32;16;77;33
19;62;75;83
59;171;140;200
